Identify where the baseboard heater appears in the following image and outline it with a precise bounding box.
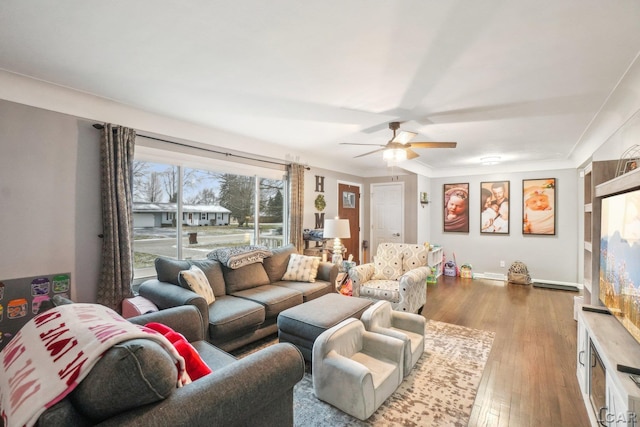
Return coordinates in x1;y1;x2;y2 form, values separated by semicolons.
532;281;579;292
480;272;506;281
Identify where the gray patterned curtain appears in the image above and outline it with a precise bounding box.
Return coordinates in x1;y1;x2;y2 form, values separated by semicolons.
97;124;136;312
288;163;305;253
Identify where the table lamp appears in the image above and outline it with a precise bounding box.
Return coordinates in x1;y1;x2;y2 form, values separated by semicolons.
323;218;350;266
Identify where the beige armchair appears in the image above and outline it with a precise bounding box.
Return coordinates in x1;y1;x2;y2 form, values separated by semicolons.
348;243;429;313
361;300;425;376
312;318;405;420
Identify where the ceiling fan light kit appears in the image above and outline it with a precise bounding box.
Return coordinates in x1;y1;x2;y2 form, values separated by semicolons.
341;121;457;162
383;147;407;164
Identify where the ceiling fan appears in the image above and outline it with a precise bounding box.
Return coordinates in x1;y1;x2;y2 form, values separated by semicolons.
341;122;456;162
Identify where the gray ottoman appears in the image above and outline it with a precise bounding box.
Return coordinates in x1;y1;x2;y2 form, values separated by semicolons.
277;293;372;361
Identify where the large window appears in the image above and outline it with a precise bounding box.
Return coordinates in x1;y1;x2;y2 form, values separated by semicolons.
132;144;287;279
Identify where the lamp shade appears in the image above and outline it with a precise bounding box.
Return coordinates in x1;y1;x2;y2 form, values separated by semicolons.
323;218;350;239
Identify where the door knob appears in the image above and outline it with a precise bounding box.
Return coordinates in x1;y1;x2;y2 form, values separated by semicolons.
393;233;400;237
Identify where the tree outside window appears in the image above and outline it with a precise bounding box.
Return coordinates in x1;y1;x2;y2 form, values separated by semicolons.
132;161;286;279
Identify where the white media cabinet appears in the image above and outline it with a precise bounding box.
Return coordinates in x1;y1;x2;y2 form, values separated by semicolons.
577;308;640;426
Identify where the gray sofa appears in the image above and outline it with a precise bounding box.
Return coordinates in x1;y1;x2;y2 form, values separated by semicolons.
139;244;338;351
33;305;305;427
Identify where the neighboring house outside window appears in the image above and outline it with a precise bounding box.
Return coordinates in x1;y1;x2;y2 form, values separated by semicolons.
132;159;286;279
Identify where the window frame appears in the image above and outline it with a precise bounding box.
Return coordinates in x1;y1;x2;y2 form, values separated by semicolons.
132;137;289;283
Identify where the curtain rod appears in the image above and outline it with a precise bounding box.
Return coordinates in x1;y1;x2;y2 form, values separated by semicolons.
93;123;309;170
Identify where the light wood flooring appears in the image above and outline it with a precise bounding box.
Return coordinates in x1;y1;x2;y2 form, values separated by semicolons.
421;276;590;427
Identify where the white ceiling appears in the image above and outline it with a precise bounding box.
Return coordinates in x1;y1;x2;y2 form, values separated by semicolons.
1;1;640;176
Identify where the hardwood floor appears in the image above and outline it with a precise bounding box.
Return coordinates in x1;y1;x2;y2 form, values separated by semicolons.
421;276;591;427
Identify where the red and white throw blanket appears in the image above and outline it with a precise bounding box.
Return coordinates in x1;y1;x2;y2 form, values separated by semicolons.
0;303;188;427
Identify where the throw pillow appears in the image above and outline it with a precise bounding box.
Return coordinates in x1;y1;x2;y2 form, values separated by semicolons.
222;263;271;293
262;243;297;282
282;253;320;283
145;322;212;381
155;257;225;296
372;255;404;280
178;265;215;305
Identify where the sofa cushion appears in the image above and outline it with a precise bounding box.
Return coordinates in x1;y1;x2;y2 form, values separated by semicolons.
359;280;401;303
263;244;297;282
207;295;266;342
222;263;270;293
155;257;226;296
231;284;303;319
273;280;333;302
282;254;320;283
192;340;238;370
179;265;216;305
70;338;176;422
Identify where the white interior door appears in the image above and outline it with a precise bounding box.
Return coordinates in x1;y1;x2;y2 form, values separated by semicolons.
371;182;404;254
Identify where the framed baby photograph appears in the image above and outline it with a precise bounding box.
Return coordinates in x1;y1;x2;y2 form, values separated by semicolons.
522;178;556;235
443;183;469;233
480;181;510;234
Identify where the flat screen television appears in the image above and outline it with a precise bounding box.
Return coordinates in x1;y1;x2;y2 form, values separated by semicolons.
599;187;640;343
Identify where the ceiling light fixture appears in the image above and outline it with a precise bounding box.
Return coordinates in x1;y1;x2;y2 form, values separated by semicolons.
481;156;501;166
383;148;407;164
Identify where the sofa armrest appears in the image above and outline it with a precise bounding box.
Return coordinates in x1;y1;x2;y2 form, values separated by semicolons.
128;305;205;343
99;343;305;427
391;311;426;336
398;266;430;288
347;263;375;297
317;261;338;288
396;266;429;313
138;279;210;334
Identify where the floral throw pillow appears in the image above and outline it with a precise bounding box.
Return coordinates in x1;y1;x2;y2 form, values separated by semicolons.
179;265;215;305
282;254;320;283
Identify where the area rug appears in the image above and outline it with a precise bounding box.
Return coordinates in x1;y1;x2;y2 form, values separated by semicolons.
234;320;495;427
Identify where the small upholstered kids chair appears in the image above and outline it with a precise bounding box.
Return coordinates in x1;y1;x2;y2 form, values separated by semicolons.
312;318;404;420
361;300;425;376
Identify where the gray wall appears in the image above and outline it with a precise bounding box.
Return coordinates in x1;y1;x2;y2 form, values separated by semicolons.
303;165;364;230
429;168;579;284
0;100;102;302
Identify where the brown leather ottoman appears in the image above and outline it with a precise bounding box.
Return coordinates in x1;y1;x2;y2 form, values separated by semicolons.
277;293;372;361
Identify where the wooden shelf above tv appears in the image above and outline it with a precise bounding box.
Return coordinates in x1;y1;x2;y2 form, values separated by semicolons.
582;160;618;306
596;166;640;198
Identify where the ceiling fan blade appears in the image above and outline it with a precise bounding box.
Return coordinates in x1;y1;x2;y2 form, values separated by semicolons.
410;142;457;148
340;142;387;147
405;148;420;160
354;148;386;158
392;130;417;144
